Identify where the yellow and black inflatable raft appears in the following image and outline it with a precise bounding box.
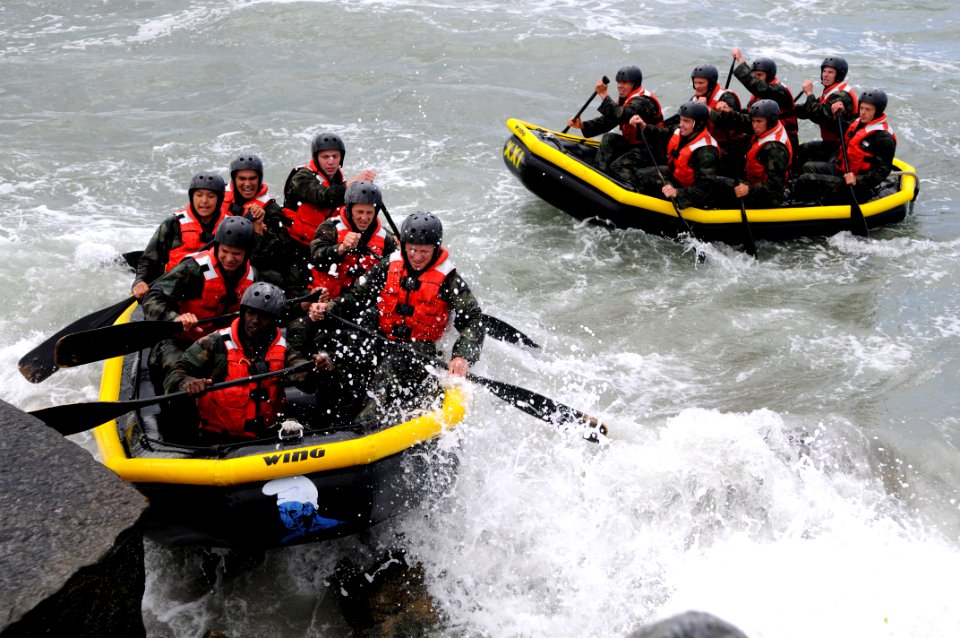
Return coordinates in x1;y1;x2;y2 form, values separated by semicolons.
92;303;468;548
503;118;919;242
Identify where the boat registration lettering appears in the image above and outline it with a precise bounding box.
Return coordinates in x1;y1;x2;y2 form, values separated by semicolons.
262;448;326;466
504;140;525;170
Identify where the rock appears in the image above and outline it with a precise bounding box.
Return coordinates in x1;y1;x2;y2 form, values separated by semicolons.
626;610;750;638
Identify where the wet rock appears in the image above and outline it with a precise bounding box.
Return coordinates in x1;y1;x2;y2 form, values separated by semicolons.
626;610;750;638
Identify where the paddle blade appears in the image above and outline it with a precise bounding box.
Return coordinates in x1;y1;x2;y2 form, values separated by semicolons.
29;399;150;436
55;320;181;367
18;297;137;383
122;250;144;271
469;374;608;442
480;314;540;348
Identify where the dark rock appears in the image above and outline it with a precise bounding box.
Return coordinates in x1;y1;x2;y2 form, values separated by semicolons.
626;611;750;638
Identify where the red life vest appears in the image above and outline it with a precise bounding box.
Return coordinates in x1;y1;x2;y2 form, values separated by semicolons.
282;161;345;246
222;181;273;216
196;320;287;438
378;248;454;343
837;114;896;174
701;84;742;143
818;82;859;143
744;121;793;186
311;213;388;299
167;205;227;273
667;128;720;188
619;86;664;144
747;79;798;142
179;248;256;340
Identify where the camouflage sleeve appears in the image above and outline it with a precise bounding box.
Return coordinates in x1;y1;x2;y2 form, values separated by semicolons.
163;333;228;394
441;271;485;365
134;215;182;288
675;146;720;210
580;96;620;138
289;167;348;209
309;219;342;269
623;95;661;124
855;131;897;189
639;123;674;154
141;258;205;322
712;106;752;135
795;91;854;127
326;259;389;326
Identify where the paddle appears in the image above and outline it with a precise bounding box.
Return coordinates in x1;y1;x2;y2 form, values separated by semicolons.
28;362;315;437
376;204;539;348
836;114;869;237
327;313;608;442
724;58;735;90
54;289;324;368
738;194;757;257
122;250;143;271
18;297;138;383
562;75;610;134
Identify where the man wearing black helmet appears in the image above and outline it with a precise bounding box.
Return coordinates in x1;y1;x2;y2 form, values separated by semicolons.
310;180;398;300
725;48;799;151
131;172;228;300
142;215;258;394
793;56;859;166
794;89;897;205
566;66;665;183
304;211;484;428
280;132;377;295
163;282;331;440
715;99;793;208
630;101;722;209
225;154;297;291
665;64;744;171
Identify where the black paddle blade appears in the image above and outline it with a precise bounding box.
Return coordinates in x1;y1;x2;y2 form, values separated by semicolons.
122;250;144;271
28;396;186;437
468;373;608;443
18;297;137;383
480;314;540;348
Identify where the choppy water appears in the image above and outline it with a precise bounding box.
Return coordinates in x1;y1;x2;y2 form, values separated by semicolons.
3;1;960;636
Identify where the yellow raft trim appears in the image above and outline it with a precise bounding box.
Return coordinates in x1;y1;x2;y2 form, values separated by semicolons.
93;302;467;486
505;118;918;226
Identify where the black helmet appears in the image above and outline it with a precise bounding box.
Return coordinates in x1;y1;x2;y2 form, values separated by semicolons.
345;180;381;207
691;64;719;86
858;88;887;117
311;132;346;166
213;215;255;252
400;211;442;247
615;65;643;89
750;57;777;80
677;101;710;130
188;172;226;211
229;154;263;179
820;56;849;82
241;282;286;318
749;99;780;125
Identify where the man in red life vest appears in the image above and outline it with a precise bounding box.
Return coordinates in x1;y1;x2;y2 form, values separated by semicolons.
794;56;859;166
281;132;377;295
566;65;665;184
794;89;897;205
630;101;722;209
142;215;257;394
164;282;331;441
224;154;297;291
725;49;799;152
310;180;398;301
715;100;793;208
131;172;227;299
304;212;484;429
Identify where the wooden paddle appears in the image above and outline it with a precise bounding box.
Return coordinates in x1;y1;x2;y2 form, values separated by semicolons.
54;289;323;368
562;76;610;134
327;313;608;442
18;297;138;383
377;204;540;348
836;115;869;237
28;362;314;437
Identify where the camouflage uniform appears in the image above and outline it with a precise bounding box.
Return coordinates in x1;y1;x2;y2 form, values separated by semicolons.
793;89;857;166
321;255;484;428
309;218;398;297
133;214;217;290
581;93;664;184
633;124;722;210
729;63;799;150
246;199;303;295
793;126;897;205
714;110;792;208
141;255;256;394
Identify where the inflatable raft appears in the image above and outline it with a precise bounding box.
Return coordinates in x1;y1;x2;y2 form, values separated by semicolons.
503;118;919;242
92;302;467;548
